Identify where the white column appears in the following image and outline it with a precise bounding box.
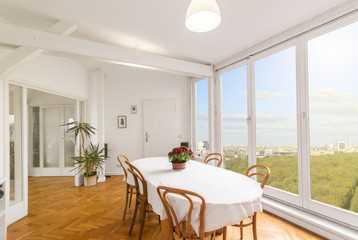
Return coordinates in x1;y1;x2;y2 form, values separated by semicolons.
88;68;106;183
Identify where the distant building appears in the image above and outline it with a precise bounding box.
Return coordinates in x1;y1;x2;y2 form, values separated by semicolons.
337;142;346;152
197;140;209;153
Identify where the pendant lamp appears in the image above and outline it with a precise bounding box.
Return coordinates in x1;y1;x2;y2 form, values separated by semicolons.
185;0;221;33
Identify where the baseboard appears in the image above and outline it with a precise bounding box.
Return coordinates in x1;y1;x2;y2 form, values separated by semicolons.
105;172;124;176
262;198;358;240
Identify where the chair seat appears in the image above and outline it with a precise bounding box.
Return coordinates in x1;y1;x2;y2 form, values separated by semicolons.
174;221;220;240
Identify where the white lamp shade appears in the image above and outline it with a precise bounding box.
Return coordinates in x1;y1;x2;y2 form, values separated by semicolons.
185;0;221;33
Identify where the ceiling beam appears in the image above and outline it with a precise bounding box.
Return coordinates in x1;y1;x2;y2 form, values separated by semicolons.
0;21;78;80
0;23;213;77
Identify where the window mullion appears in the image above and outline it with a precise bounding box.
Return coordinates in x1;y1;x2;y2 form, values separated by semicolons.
247;58;256;167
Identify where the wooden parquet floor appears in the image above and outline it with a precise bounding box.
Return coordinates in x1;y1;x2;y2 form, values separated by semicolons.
7;176;326;240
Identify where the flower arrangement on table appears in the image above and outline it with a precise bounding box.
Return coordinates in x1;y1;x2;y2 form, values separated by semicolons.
168;146;194;169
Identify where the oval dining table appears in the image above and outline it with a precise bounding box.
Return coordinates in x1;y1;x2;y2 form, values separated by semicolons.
128;157;263;240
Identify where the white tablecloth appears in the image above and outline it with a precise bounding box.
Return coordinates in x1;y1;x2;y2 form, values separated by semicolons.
130;157;263;235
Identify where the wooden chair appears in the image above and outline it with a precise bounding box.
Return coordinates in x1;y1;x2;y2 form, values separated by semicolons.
204;153;223;168
231;164;270;240
157;186;226;240
126;162;157;240
117;155;136;220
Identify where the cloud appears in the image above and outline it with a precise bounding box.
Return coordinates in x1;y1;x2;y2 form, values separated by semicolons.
310;88;358;103
222;129;248;134
256;125;296;130
222;114;247;122
310;103;358;116
256;91;283;99
256;114;288;122
196;113;208;121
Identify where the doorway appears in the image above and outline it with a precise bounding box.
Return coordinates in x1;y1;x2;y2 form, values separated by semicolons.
27;89;80;177
28;105;76;176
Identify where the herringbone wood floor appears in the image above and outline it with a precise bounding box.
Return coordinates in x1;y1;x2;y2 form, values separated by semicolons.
7;176;325;240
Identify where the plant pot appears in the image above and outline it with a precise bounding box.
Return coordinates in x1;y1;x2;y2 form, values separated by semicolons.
172;162;186;169
84;174;97;186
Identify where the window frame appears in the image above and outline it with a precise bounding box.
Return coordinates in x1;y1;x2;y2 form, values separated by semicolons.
191;77;213;154
301;12;358;228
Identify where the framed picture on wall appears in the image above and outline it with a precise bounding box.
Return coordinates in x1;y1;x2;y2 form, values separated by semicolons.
117;116;127;128
130;105;137;114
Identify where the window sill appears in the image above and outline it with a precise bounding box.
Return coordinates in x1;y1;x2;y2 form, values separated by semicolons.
262;197;358;240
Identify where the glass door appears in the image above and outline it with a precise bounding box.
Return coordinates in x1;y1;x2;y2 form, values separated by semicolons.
29;106;75;176
8;84;27;225
9;85;23;206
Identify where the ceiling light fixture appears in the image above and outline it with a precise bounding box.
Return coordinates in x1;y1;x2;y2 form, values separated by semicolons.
185;0;221;33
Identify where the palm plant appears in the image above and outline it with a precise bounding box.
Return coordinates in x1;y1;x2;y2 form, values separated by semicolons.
63;121;107;178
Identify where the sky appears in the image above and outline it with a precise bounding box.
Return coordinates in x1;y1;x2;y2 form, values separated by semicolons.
196;20;358;148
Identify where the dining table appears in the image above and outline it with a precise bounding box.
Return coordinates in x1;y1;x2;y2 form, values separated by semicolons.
128;157;263;240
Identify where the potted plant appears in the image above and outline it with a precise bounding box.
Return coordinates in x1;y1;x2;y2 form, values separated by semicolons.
63;121;107;186
168;146;194;169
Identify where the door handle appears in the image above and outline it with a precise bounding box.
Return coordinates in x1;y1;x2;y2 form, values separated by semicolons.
145;132;150;142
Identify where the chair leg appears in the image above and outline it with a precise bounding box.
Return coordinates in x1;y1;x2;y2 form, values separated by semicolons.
138;202;147;240
252;212;257;240
123;185;129;220
240;221;243;240
222;226;227;240
129;200;139;235
129;188;133;208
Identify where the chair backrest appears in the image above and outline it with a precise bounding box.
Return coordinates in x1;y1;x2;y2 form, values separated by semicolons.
117;154;130;180
204;153;223;168
246;164;271;189
157;186;206;240
126;161;148;198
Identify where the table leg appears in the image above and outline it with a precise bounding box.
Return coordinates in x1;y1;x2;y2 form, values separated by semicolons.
161;218;171;240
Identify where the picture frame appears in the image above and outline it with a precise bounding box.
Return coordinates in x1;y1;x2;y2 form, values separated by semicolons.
130;105;137;114
117;116;127;128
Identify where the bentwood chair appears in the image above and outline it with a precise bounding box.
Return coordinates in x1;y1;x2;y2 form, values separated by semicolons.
117;155;136;220
204;153;223;168
126;162;158;240
231;164;270;240
157;186;227;240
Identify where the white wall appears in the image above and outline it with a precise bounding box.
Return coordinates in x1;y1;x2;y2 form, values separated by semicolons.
104;66;190;175
27;89;76;105
7;51;88;100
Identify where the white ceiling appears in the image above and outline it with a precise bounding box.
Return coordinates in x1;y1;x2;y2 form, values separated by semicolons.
0;0;351;65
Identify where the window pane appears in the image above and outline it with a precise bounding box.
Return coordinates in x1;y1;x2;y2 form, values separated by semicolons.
9;85;22;204
64;107;75;168
32;107;40;168
308;21;358;213
196;78;209;154
255;46;298;194
43;108;60;168
221;66;248;174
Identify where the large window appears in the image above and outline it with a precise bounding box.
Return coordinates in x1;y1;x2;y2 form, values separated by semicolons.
202;12;358;230
221;66;248;174
255;46;298;195
308;21;358;214
195;78;209;154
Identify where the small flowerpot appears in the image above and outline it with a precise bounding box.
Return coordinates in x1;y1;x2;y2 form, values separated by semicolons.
84;174;97;186
172;162;186;169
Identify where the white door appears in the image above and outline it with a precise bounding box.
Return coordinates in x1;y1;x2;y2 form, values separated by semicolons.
143;99;178;157
29;106;75;177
